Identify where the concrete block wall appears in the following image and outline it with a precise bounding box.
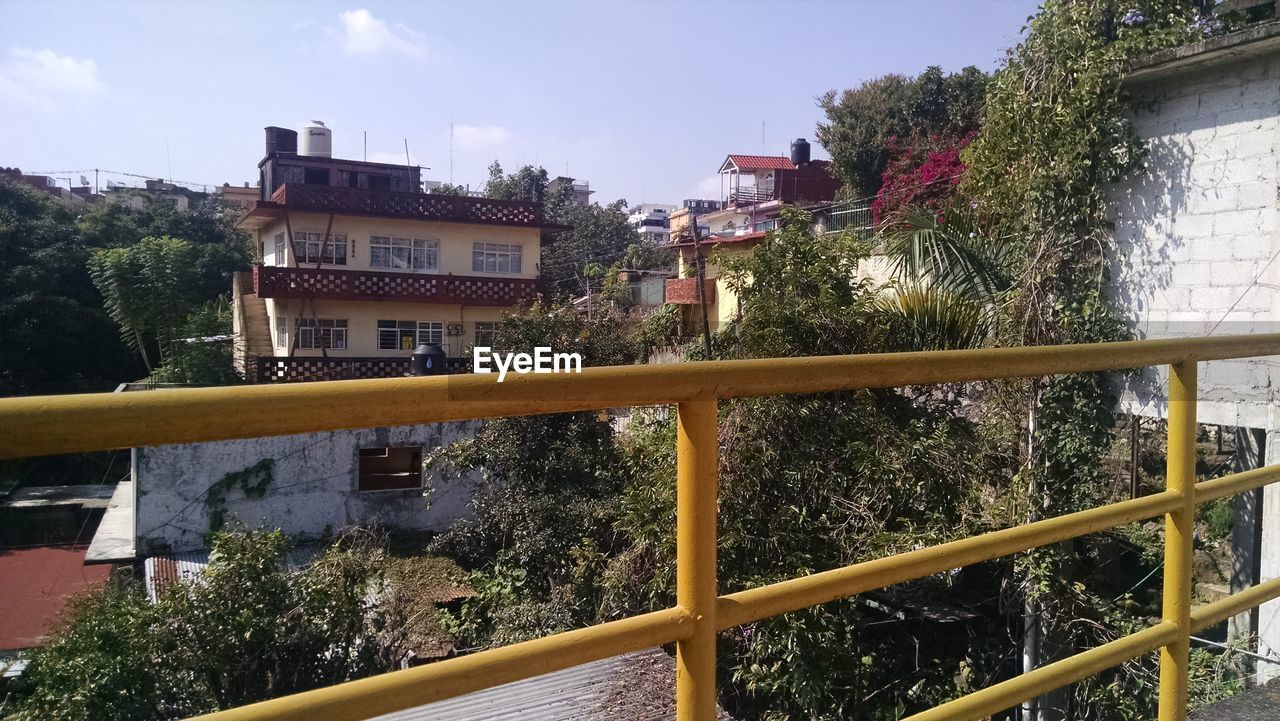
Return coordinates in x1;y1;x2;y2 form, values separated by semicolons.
134;421;483;554
1110;53;1280;415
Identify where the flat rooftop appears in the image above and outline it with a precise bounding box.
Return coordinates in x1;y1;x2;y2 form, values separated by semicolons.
0;546;110;650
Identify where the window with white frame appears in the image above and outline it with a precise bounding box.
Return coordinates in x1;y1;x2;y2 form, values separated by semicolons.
275;316;287;348
473;322;497;348
294;231;348;265
273;233;286;266
472;243;522;274
370;236;439;271
378;320;443;351
296;318;348;349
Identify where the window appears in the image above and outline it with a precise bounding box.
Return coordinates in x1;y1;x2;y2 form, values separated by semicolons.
294;231;348;265
358;447;422;491
275;316;287;348
471;243;523;274
370;236;438;271
296;318;348;349
273;233;286;265
367;174;392;191
304;167;329;186
378;320;443;351
473;322;496;348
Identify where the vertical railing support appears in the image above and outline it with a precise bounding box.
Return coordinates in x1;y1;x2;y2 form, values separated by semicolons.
676;400;719;721
1159;361;1197;721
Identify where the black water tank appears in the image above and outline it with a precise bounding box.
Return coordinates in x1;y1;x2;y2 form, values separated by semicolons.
265;126;298;155
410;343;447;376
790;138;811;166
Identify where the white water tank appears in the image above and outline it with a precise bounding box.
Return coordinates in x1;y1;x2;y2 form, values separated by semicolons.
299;121;332;158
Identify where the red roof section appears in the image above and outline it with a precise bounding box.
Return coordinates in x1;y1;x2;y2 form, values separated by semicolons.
0;546;110;650
724;155;797;172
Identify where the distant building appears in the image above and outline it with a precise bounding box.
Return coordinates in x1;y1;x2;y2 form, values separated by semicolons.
627;202;677;244
217;182;259;213
668;200;723;244
548;176;595;206
666;139;841;332
0;167;94;205
103;179;208;212
233;121;564;382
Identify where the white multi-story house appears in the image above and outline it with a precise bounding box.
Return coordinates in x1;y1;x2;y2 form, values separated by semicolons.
628;203;678;244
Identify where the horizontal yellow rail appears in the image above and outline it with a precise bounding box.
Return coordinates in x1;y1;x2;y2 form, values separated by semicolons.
4;335;1280;721
195;607;693;721
2;333;1277;459
717;490;1182;629
905;622;1180;721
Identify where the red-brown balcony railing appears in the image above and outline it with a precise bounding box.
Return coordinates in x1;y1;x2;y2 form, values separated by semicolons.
270;184;555;229
253;265;538;306
664;277;716;305
254;356;471;383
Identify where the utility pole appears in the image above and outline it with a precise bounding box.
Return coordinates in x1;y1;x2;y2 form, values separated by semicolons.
691;218;713;359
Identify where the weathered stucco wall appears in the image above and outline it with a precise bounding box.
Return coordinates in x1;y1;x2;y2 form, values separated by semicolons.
134;421;483;554
1110;53;1280;427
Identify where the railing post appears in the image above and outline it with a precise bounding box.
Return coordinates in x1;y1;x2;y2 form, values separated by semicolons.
676;400;718;721
1159;360;1197;721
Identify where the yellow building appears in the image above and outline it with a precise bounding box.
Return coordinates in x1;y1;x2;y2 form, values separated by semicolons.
233;123;562;382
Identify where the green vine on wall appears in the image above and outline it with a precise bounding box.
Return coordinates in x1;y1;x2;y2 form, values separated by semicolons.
204;458;276;534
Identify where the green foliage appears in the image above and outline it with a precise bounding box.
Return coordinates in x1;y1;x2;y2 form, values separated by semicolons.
6;530;396;721
79;195;252;302
204;458;275;533
149;297;243;386
430;302;642;643
817;65;987;196
88;235;203;370
0;179;141;394
484;161;551;204
540;199;642;291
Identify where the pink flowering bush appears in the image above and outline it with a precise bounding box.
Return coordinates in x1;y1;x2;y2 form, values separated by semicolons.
871;133;971;225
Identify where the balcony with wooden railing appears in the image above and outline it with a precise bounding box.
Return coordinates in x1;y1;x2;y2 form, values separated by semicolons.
254;355;472;383
252;265;538;306
253;184;565;230
3;335;1280;721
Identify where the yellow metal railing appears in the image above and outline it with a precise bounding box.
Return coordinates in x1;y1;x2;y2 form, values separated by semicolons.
4;335;1280;721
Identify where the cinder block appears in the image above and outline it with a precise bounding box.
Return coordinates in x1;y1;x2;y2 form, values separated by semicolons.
1233;233;1274;260
1190;286;1238;310
1201;85;1246;112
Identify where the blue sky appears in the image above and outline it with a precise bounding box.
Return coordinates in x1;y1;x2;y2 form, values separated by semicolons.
0;1;1039;205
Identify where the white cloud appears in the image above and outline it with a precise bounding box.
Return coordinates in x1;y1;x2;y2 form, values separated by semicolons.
0;47;104;110
338;9;426;58
454;124;511;150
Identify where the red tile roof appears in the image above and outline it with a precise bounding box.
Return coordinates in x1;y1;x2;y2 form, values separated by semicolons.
724;155;797;172
0;546;110;650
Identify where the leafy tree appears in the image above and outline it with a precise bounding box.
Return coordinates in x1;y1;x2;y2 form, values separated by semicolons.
484;162;550;204
431;303;641;644
149;297;243;385
428;182;471;196
816;66;987;197
0;179;141;395
88;236;204;371
540;199;642;292
79;195;252;303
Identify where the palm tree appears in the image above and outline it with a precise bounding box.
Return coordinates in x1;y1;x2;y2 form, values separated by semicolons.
873;205;1011;351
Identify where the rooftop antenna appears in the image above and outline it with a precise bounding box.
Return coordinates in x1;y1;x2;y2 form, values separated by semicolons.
364;130;367;162
404;138;411;169
449;116;454;184
166;143;173;183
761;121;767;153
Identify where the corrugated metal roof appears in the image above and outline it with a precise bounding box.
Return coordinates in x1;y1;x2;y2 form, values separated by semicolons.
143;545;325;602
370;648;734;721
722;155;797;172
